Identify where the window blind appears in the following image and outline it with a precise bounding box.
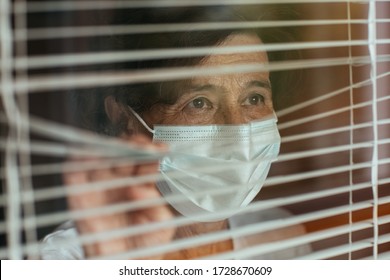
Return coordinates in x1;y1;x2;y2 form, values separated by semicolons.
0;0;389;260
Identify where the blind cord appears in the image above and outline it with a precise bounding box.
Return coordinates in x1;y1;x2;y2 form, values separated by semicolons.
13;0;40;256
347;0;355;261
368;0;379;260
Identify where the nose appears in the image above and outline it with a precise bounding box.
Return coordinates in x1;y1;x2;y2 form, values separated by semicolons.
217;104;247;125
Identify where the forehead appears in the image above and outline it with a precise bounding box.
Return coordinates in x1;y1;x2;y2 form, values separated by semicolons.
188;33;269;87
200;33;268;67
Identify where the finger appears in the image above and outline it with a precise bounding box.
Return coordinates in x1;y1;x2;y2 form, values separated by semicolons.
112;161;137;177
129;134;168;152
64;158;119;210
113;134;165;176
126;161;160;200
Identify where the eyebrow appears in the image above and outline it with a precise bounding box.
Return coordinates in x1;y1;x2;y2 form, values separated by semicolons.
187;84;217;92
246;80;272;90
188;80;272;93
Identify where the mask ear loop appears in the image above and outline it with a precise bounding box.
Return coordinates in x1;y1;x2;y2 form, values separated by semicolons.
273;111;278;122
127;106;155;134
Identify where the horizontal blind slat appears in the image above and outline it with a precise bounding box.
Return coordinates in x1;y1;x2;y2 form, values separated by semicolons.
16;0;376;13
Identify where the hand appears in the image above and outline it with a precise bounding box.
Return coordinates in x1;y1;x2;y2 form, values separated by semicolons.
63;134;174;259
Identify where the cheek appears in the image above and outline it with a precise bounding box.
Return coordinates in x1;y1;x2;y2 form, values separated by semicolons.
144;103;217;125
244;100;274;121
163;111;214;125
142;104;190;125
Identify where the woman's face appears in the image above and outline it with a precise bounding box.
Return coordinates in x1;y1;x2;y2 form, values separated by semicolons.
143;33;273;127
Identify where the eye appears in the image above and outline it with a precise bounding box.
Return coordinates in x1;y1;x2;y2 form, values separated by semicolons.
243;93;265;106
186;97;212;109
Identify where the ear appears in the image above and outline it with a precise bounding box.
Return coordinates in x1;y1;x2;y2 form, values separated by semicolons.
104;95;124;125
104;95;135;136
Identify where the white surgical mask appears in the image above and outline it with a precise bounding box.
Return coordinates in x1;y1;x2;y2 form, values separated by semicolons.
129;107;281;222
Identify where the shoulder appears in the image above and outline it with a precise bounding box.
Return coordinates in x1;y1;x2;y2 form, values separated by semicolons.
229;208;312;259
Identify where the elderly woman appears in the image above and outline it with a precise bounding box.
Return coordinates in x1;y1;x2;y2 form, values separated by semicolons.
39;5;310;259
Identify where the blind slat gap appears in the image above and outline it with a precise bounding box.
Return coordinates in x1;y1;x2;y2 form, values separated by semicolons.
204;220;375;260
15;39;390;70
2;179;388;238
278;94;390;130
2;214;389;260
0;145;388;209
278;71;390;117
2;162;388;211
15;20;376;41
94;201;383;260
296;232;390;260
282;117;390;143
0;132;387;180
2;127;390;172
11;55;390;93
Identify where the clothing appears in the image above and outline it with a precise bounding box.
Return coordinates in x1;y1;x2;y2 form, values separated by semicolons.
39;208;311;259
